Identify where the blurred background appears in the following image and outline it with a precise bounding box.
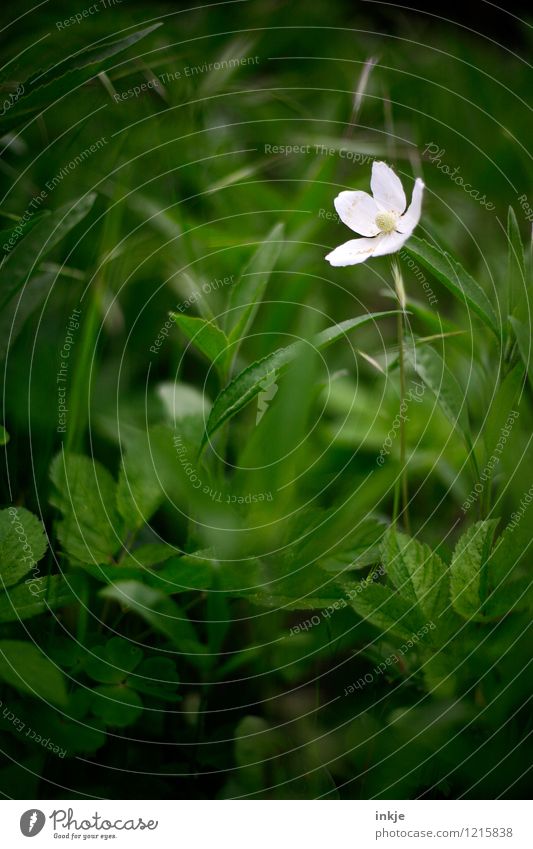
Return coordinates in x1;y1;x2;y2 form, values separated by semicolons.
0;0;531;800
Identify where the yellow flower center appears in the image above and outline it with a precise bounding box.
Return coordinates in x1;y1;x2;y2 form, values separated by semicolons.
375;211;398;234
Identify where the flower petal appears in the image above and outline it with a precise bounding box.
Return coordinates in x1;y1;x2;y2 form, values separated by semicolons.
371;230;410;258
370;161;406;214
396;178;424;235
333;191;380;236
325;236;379;266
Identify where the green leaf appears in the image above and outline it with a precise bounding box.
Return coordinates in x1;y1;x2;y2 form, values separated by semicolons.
0;640;67;706
407;344;470;440
382;530;455;632
482;363;523;465
0;425;8;445
100;581;206;656
50;453;122;564
0;574;80;623
226;223;284;344
0;24;162;133
90;684;143;727
247;558;347;610
488;505;533;587
173;314;229;372
510;317;533;391
119;543;177;569
85;638;143;684
157;381;211;422
350;580;426;641
450;520;499;620
0;507;47;588
116;445;163;533
405;236;499;338
0;195;96;313
484;579;533;619
507;207;526;320
318;518;386;573
202;311;399;447
0;212;47;253
0;271;56;362
128;657;179;699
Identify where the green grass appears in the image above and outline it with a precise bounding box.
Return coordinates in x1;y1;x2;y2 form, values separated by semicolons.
0;0;531;800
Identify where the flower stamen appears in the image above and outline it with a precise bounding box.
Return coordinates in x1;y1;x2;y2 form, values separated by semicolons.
375;211;398;234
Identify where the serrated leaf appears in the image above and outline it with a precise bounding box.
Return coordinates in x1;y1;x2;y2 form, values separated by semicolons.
0;507;47;588
0;640;67;706
202;311;399;447
383;530;453;629
50;453;122;564
407;343;470;439
350;580;426;641
0;574;80;623
226;223;284;344
173;313;229;372
405;236;499;338
450;520;499;620
0;195;96;313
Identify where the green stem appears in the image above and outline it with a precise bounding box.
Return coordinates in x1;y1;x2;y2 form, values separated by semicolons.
397;301;411;534
390;259;412;535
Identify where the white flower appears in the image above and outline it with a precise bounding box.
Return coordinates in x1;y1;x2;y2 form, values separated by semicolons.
325;161;424;267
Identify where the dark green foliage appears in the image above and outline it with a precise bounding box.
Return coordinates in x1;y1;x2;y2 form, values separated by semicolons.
0;0;531;802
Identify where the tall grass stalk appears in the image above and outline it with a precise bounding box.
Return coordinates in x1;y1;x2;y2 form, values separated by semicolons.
392;260;411;534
